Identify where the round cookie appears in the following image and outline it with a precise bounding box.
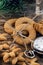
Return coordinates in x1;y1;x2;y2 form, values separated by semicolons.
13;24;36;45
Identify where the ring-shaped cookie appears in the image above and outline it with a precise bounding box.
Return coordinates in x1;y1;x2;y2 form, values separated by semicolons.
13;24;36;45
15;17;35;27
34;23;43;35
4;19;17;34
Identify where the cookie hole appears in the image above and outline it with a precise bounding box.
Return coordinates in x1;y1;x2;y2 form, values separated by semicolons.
12;22;15;27
22;30;29;37
23;22;28;24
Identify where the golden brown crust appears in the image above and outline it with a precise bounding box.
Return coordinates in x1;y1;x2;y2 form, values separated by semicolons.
2;45;40;65
2;45;22;63
0;44;9;51
25;58;40;65
12;57;18;64
0;45;3;50
3;53;10;63
12;48;21;53
30;62;40;65
3;44;9;49
18;56;25;62
25;58;37;63
10;45;18;51
4;19;17;34
34;23;43;35
15;17;35;27
18;62;26;65
15;17;36;35
9;51;15;57
13;24;36;45
0;33;8;40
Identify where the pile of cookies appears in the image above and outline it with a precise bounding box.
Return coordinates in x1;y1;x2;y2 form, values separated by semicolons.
0;17;43;65
0;44;40;65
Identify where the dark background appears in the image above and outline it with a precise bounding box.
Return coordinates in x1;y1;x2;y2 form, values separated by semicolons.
0;0;36;18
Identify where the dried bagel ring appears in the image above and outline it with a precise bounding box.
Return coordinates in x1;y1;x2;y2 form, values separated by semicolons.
13;24;36;45
15;17;35;35
4;19;17;34
15;17;35;27
34;23;43;35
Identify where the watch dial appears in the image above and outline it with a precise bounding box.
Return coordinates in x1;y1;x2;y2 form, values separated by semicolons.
33;37;43;51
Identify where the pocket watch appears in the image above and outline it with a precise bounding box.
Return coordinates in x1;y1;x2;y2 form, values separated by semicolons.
24;36;43;58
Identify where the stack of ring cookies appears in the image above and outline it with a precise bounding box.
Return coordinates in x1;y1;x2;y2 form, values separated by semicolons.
4;17;43;45
4;17;36;45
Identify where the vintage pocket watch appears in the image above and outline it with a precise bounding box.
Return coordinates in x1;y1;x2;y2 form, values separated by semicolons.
24;36;43;58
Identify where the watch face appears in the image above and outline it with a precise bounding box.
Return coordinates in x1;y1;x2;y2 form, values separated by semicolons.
33;37;43;51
